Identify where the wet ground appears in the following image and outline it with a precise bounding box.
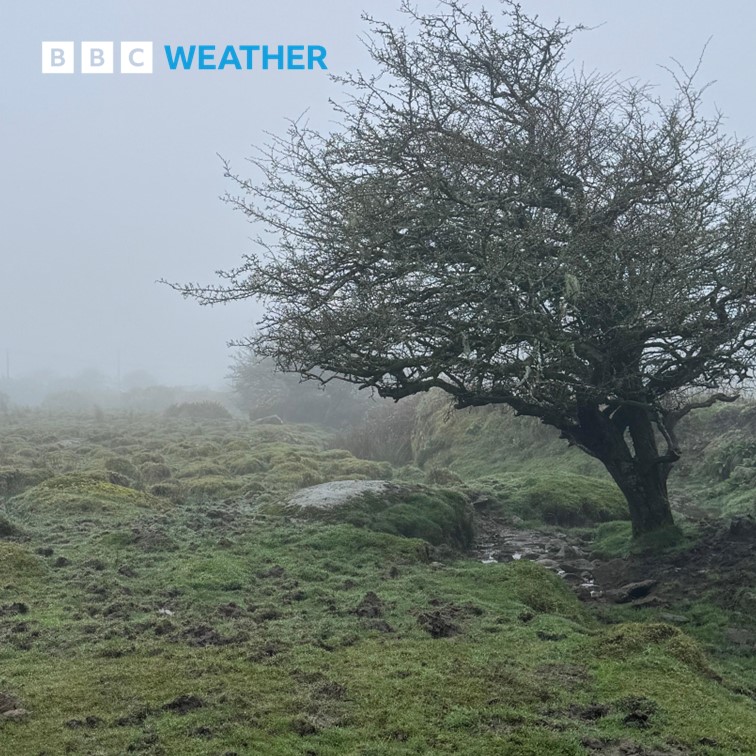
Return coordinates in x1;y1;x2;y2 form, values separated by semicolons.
472;511;601;600
472;510;756;629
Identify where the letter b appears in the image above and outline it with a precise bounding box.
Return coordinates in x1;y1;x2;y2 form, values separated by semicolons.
42;41;74;74
81;41;114;74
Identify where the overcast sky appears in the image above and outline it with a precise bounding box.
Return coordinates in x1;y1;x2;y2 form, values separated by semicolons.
2;1;756;388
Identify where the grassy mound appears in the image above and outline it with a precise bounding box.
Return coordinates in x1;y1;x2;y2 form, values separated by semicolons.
14;473;165;514
0;468;49;498
0;543;45;580
283;485;475;549
598;622;711;673
501;559;588;622
476;472;628;526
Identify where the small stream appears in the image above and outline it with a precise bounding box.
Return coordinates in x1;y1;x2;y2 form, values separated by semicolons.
473;517;601;598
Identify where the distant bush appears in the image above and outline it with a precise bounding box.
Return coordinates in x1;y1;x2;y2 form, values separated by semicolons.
149;481;185;503
104;457;141;485
176;461;227;479
164;401;232;421
141;461;173;483
0;468;49;497
333;395;421;465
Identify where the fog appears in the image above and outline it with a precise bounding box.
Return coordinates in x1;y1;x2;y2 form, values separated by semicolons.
3;0;756;402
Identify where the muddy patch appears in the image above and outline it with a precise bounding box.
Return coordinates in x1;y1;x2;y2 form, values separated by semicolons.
162;694;204;715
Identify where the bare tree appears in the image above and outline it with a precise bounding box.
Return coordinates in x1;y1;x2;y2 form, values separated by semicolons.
171;1;756;537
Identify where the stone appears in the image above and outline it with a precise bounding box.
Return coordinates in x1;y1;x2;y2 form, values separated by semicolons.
605;579;657;604
2;708;28;719
659;613;689;624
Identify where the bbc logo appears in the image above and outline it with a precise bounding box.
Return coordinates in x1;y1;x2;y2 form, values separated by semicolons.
41;41;153;74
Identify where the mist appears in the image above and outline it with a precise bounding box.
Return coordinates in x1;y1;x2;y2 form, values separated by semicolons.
3;0;756;396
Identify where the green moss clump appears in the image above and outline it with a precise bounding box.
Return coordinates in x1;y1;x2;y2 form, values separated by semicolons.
598;623;710;673
104;456;141;483
225;455;268;476
502;560;587;622
15;473;164;514
478;472;627;526
176;461;227;479
140;461;172;483
183;475;243;501
0;543;45;579
591;521;633;559
164;400;232;420
148;481;185;503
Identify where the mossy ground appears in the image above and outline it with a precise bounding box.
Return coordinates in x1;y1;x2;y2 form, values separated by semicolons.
0;412;753;754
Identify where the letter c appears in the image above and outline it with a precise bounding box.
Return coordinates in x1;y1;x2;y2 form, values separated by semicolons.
129;48;144;67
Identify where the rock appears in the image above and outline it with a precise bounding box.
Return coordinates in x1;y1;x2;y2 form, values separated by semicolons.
629;595;664;609
286;480;395;510
659;613;689;624
605;579;657;604
535;558;560;569
0;692;22;713
556;544;582;559
561;573;584;585
2;708;28;719
575;586;595;601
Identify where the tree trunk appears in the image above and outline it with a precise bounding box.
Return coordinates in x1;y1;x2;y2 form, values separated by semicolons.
573;400;677;538
604;461;676;537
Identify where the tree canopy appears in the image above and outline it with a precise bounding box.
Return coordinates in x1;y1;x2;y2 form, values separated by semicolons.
172;1;756;536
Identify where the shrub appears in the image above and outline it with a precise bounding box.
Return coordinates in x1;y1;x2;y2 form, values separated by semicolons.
164;401;232;420
104;456;141;484
0;514;23;538
141;461;173;483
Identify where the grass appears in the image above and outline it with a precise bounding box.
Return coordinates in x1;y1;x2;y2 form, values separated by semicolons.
473;472;628;527
0;410;754;753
